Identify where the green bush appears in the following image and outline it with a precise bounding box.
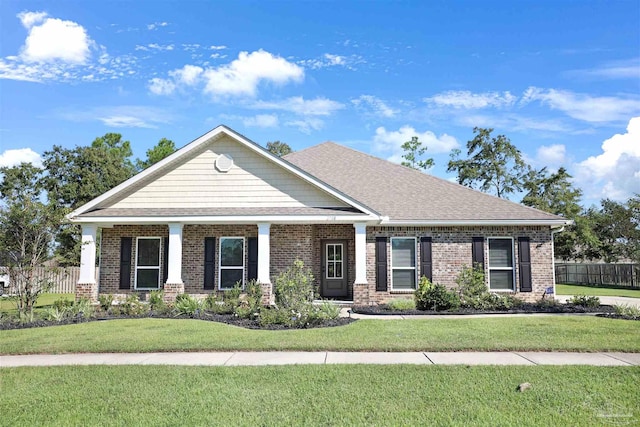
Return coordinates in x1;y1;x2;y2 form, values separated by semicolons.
52;297;74;312
310;301;341;321
614;304;640;319
274;259;315;310
203;293;234;315
456;265;490;309
149;290;166;311
415;277;460;311
174;294;201;316
387;298;416;311
66;298;95;319
42;307;67;322
259;307;292;326
568;294;600;308
98;294;114;312
119;294;148;316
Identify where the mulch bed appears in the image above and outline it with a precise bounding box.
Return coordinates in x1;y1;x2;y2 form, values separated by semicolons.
351;303;617;316
596;313;640;321
0;311;356;331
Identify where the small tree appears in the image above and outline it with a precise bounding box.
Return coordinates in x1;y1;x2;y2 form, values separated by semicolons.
0;163;61;321
401;136;434;171
266;141;292;157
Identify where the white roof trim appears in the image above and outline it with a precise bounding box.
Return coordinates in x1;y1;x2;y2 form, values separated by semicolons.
67;125;379;220
71;214;378;225
379;219;573;227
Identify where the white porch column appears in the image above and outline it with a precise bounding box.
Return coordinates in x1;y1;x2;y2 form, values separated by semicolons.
354;223;367;284
166;223;184;284
79;224;97;284
257;223;271;284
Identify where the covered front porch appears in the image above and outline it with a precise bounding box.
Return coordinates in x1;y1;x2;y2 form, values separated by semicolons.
76;222;369;304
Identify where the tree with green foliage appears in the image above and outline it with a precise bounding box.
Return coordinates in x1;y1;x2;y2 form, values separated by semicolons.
521;167;597;260
447;127;530;198
401;136;434;171
0;163;61;321
266;141;292;157
585;196;640;262
136;137;177;171
42;133;136;265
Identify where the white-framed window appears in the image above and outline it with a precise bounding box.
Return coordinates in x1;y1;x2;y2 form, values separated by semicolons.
488;237;515;291
219;237;245;290
135;237;161;290
391;237;417;290
326;243;344;279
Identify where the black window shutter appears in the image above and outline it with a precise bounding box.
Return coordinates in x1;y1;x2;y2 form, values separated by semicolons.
162;237;169;284
472;237;485;271
247;237;258;281
420;237;433;281
375;237;388;291
119;237;132;289
518;237;532;292
204;237;216;290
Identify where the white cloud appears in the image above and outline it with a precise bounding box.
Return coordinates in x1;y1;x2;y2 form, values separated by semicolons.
210;45;227;50
148;77;176;95
373;126;459;162
243;114;279;128
252;96;344;116
135;43;174;52
169;64;203;85
17;11;48;28
147;22;168;30
352;95;396;118
0;148;43;168
203;50;304;97
58;105;173;128
575;117;640;200
568;58;640;80
19;12;93;64
285;118;324;134
425;90;517;109
531;144;567;171
298;53;365;70
521;87;640;123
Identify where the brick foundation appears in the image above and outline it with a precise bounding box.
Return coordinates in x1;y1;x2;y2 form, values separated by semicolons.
163;282;185;302
76;282;98;303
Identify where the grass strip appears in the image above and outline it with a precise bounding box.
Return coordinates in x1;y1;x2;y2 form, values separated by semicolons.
556;283;640;299
1;365;638;426
1;316;639;354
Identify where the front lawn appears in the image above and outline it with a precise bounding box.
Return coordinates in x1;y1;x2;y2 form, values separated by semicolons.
557;283;640;298
1;316;638;354
0;293;74;315
1;365;637;426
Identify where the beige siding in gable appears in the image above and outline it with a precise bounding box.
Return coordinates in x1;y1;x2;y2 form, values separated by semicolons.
109;135;348;209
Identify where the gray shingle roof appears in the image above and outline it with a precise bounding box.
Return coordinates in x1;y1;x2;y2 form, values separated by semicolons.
284;142;564;222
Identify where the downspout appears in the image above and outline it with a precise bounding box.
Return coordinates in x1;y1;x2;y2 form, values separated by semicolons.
550;226;566;298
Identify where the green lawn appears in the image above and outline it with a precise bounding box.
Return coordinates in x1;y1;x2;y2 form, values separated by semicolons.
557;283;640;298
0;293;74;314
2;316;639;354
1;365;637;426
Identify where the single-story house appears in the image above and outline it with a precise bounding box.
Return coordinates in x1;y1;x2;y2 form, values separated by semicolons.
68;125;570;305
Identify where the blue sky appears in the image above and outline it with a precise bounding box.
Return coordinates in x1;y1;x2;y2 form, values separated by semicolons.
1;0;639;206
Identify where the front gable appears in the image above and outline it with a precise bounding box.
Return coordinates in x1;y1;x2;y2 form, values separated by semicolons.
69;126;377;221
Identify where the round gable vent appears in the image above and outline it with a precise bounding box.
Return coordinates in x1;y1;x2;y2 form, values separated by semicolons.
215;154;234;172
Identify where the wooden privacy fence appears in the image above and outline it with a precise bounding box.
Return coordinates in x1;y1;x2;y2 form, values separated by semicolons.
555;263;639;288
1;267;99;294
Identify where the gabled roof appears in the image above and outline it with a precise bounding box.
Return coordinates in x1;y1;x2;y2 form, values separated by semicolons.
284;142;569;225
68;126;378;222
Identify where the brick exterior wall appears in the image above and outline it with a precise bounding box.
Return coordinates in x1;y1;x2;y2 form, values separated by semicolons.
92;223;554;306
361;226;554;305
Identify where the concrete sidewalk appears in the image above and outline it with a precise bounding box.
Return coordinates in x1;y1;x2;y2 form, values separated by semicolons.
2;351;639;367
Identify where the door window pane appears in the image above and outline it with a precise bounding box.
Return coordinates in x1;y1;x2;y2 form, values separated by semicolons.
326;244;343;279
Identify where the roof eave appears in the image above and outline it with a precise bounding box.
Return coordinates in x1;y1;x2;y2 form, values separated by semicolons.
379;219;573;227
69;214;379;225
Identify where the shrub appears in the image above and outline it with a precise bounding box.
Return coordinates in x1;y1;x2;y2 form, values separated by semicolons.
42;307;67;322
259;307;292;326
203;293;234;315
568;294;600;308
614;304;640;319
67;298;95;319
387;298;416;311
310;301;341;321
98;294;114;312
52;297;74;312
456;265;490;309
149;290;166;311
119;294;148;316
174;294;201;316
274;259;315;310
244;279;263;312
415;278;460;311
225;283;243;307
